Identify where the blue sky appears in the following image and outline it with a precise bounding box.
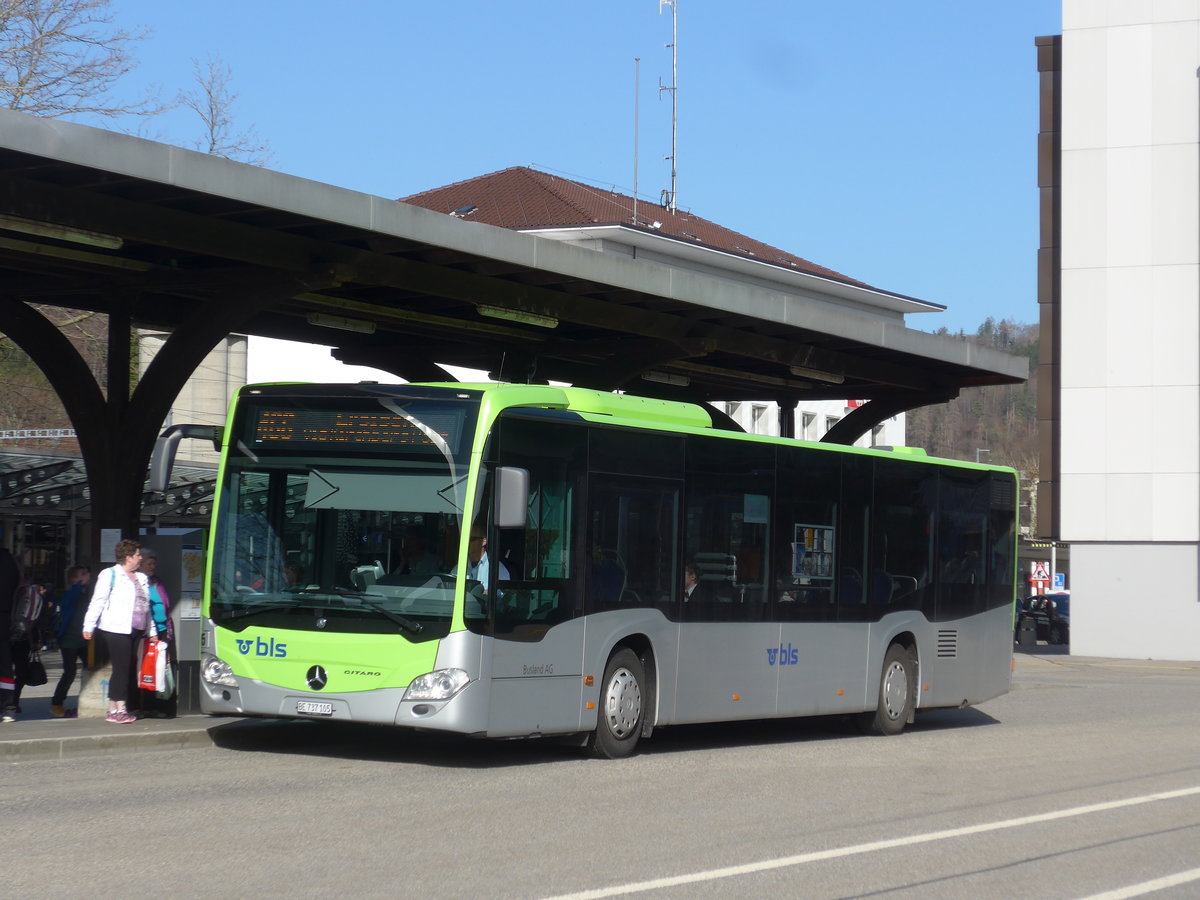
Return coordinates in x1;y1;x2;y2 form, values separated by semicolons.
101;0;1062;336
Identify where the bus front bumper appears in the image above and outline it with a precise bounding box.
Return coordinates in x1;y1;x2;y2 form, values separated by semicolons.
199;669;491;735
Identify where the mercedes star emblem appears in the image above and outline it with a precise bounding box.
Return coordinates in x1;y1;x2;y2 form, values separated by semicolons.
306;665;328;690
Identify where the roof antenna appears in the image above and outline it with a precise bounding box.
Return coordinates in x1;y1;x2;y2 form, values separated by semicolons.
633;57;640;227
658;0;678;214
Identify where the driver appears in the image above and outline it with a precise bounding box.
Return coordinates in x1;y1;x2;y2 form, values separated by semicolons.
456;524;510;595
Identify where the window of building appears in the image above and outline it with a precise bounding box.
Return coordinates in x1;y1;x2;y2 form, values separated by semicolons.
751;404;769;434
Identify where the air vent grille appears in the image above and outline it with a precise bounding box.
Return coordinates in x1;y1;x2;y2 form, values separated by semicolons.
937;630;958;658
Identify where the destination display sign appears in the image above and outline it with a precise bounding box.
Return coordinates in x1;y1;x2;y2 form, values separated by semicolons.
249;406;465;453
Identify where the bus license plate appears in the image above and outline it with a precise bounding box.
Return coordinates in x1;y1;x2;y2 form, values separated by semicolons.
296;700;333;717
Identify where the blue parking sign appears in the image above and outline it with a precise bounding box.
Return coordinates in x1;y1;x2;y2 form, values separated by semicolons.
1053;573;1065;590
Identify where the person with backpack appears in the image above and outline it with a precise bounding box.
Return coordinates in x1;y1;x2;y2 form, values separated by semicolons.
0;547;19;723
83;539;158;724
6;574;45;719
50;565;91;718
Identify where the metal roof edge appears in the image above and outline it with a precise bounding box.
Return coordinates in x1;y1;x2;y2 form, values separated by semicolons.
522;224;944;317
0;110;1026;381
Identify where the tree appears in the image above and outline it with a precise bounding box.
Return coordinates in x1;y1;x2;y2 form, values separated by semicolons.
0;0;159;119
179;53;272;165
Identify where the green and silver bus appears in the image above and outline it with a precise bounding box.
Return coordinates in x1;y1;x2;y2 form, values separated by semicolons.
153;382;1017;757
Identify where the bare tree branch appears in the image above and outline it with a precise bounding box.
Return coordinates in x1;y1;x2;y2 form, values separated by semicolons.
179;53;272;166
0;0;162;119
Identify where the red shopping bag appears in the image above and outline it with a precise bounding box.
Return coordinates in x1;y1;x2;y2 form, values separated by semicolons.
139;639;165;692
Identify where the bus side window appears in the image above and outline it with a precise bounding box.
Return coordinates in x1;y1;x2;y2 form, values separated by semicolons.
488;416;587;639
683;435;772;623
870;459;935;617
587;477;679;614
775;446;839;622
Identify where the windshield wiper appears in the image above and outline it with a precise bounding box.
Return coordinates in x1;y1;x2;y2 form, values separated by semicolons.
220;601;306;623
298;587;424;635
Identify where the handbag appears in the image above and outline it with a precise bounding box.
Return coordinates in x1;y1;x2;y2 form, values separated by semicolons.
139;639;166;692
25;647;48;687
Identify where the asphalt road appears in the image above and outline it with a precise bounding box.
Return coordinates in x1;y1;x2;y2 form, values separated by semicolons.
8;650;1200;899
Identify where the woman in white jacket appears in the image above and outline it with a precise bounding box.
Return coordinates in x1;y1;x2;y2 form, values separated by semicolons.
83;539;158;724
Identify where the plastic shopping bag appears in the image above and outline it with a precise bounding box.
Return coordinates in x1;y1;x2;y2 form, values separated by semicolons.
157;657;175;699
139;639;166;692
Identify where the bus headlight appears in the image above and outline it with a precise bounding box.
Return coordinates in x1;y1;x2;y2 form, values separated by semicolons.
403;668;470;701
202;654;239;687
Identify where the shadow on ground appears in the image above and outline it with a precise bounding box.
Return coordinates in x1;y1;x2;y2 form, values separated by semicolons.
206;703;998;768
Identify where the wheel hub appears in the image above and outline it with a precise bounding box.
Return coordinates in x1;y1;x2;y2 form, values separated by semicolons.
882;660;909;720
604;667;642;738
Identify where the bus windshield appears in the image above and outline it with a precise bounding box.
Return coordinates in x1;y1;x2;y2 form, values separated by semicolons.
208;388;482;641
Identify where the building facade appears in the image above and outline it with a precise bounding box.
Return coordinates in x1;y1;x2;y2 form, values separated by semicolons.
721;399;904;447
1043;4;1200;659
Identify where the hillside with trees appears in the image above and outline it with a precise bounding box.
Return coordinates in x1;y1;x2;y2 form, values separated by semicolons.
906;318;1039;524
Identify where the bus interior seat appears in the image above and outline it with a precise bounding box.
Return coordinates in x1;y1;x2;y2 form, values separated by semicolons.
695;552;738;602
839;567;864;604
591;549;626;606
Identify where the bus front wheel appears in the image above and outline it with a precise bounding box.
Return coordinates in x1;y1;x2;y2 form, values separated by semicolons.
588;648;645;759
859;643;916;736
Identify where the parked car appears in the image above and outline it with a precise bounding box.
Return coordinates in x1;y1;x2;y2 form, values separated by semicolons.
1018;592;1070;645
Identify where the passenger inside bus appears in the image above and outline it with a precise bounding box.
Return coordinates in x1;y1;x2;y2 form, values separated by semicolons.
682;562;715;604
393;526;440;578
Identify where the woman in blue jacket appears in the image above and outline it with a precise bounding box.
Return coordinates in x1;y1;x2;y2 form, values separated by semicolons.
50;565;90;717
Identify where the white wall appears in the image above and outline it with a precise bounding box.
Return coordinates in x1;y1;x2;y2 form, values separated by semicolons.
1059;2;1200;657
138;332;247;467
1071;543;1200;659
720;399;905;447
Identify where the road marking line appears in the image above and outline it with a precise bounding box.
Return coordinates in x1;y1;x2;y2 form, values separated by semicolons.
541;786;1200;900
1074;866;1200;900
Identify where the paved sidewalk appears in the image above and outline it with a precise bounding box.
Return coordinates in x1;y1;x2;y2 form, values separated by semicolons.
2;652;236;762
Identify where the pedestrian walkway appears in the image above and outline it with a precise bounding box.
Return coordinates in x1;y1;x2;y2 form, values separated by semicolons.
2;650;236;762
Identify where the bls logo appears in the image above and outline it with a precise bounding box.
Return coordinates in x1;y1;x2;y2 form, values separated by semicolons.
235;637;288;658
766;643;799;666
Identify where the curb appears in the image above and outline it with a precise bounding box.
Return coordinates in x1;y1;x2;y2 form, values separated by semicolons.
1;720;231;763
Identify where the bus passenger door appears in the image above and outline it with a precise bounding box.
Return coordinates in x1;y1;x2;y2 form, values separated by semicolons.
484;416;588;738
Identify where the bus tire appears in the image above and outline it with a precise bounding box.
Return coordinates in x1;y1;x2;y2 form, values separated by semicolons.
859;642;916;736
588;648;645;759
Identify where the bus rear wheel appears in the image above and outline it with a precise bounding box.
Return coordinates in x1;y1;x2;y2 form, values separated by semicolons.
588;648;645;759
859;643;916;736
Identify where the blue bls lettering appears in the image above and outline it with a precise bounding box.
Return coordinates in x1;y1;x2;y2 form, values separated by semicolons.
765;643;799;666
235;637;288;658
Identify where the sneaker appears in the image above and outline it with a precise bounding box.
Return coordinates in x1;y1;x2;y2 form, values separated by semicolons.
105;711;123;723
50;704;66;717
65;709;78;718
119;710;138;723
1;714;14;724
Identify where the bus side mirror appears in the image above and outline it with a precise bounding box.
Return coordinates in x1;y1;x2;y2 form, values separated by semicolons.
494;466;529;529
149;424;223;492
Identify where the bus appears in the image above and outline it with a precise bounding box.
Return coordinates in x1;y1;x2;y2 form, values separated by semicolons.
152;382;1017;757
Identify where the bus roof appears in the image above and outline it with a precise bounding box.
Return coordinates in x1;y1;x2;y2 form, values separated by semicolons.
244;381;1016;474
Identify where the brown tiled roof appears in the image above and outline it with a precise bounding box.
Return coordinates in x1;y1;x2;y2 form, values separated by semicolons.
399;166;872;288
